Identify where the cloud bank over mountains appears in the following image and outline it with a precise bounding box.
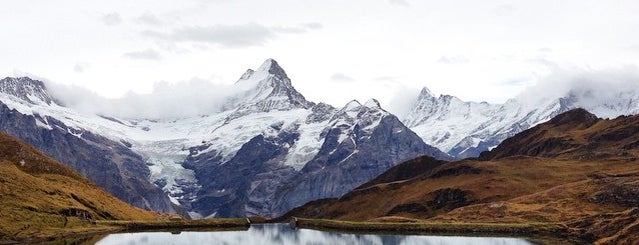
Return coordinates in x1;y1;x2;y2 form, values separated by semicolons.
42;65;639;120
47;78;244;119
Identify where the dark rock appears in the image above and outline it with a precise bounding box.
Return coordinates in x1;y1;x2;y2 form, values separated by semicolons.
185;112;449;218
387;203;428;216
547;108;600;129
0;77;53;105
120;139;132;148
590;181;639;207
60;208;93;221
356;155;445;190
185;131;299;217
274;115;448;216
306;103;336;124
427;188;472;211
429;164;484;178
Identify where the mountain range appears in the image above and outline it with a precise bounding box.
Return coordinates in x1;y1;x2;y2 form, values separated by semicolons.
0;59;447;218
0;58;637;219
404;82;639;158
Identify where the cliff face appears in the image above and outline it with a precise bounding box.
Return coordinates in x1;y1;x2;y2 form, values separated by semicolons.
185;109;443;217
271;115;444;216
0;103;177;213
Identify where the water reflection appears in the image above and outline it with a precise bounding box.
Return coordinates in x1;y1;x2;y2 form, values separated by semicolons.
95;224;535;245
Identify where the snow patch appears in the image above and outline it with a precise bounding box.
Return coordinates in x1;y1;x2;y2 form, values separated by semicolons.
34;118;52;130
284;121;326;171
146;154;199;205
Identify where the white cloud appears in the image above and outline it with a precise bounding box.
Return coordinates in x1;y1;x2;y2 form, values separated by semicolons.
302;22;323;30
73;63;86;73
437;56;469;64
494;4;516;16
374;76;400;82
2;0;639;108
330;73;354;82
386;85;420;117
384;66;639;119
389;0;409;6
142;22;322;48
136;12;163;26
517;66;639;110
102;12;122;26
46;78;246;119
123;49;162;60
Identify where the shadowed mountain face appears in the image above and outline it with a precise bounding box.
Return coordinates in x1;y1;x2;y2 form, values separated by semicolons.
184;101;446;217
283;109;639;244
0;77;178;214
0;132;158;240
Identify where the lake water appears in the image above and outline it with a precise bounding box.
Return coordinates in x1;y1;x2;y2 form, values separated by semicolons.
94;224;537;245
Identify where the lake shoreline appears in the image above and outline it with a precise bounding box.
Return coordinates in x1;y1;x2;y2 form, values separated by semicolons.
0;218;250;244
289;217;587;244
1;217;586;244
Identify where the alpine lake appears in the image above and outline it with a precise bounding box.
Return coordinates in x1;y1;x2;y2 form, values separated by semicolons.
66;223;544;245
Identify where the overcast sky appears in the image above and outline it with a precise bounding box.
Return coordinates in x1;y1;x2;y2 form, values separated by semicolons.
2;0;639;113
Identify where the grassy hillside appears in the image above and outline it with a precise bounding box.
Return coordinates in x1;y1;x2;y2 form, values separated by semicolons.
283;109;639;244
0;132;160;241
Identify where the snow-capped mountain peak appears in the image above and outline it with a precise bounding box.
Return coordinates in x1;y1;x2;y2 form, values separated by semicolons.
336;99;387;119
226;59;314;120
342;100;362;111
329;99;389;140
403;83;639;158
256;58;287;79
238;69;255;81
0;77;54;106
236;59;285;84
418;87;436;100
364;98;381;109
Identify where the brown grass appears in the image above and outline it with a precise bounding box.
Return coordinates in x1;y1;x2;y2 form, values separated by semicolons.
0;133;179;242
289;157;639;221
0;158;159;241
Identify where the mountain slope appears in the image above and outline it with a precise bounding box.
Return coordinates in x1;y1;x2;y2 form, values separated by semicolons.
184;96;448;217
0;81;178;214
404;85;639;158
0;132;158;241
283;109;639;243
479;108;638;160
226;59;314;119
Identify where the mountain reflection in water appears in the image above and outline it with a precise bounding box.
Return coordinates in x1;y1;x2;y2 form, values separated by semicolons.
95;224;535;245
